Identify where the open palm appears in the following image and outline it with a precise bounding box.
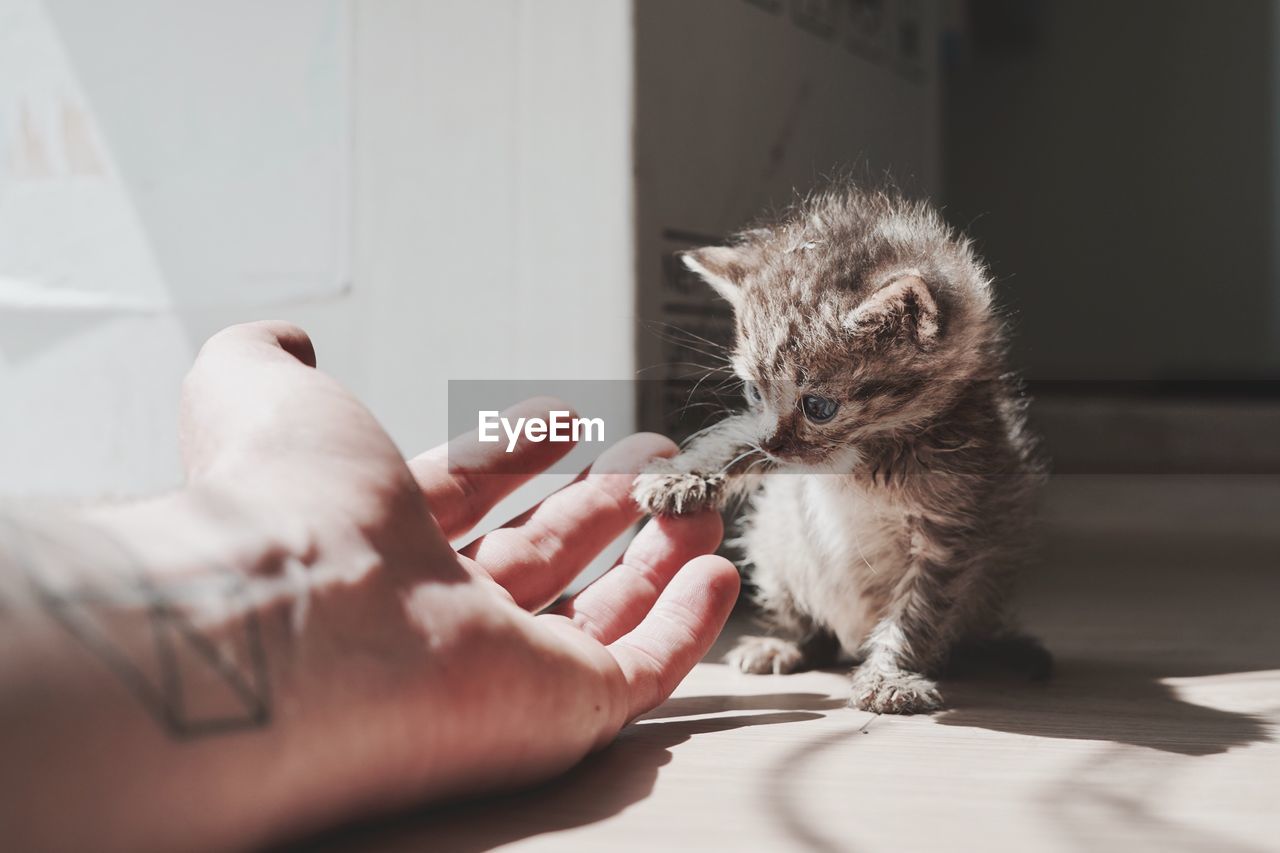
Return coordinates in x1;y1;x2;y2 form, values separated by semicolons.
176;321;740;825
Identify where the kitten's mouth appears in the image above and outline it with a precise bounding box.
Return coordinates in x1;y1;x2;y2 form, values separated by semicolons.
744;446;788;469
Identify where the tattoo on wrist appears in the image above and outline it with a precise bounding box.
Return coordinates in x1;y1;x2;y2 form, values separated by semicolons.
2;513;273;739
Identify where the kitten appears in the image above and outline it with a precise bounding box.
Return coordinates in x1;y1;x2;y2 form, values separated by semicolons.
632;187;1049;714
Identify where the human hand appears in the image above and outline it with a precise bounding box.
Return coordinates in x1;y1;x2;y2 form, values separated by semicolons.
167;321;740;845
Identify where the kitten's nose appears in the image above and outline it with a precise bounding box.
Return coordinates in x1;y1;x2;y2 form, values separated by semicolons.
760;414;796;456
761;432;788;455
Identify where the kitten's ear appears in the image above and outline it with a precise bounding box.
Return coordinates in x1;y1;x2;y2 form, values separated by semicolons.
681;246;751;311
844;275;940;345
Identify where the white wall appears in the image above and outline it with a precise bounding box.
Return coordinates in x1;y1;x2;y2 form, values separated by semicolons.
0;0;636;500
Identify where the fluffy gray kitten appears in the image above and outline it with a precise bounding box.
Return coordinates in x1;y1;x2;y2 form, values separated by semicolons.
633;188;1049;715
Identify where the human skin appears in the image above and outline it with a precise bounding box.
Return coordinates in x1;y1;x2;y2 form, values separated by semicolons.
0;321;739;852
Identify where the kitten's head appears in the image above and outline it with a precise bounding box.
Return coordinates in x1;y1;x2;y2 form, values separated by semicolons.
684;189;1000;467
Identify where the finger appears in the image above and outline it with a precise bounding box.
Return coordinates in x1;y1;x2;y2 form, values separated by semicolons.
408;397;579;540
462;432;677;612
609;555;740;721
550;510;724;645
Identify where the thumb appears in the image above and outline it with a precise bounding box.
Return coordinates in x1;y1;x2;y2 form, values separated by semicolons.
178;321;319;477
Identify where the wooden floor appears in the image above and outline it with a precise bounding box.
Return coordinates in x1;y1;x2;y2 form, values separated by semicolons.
320;479;1280;852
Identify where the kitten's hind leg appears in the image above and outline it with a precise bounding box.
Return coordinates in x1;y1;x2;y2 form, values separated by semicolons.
727;628;839;675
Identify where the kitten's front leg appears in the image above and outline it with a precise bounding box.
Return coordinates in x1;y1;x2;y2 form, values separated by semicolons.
850;652;943;715
850;525;957;715
632;413;764;516
728;628;840;674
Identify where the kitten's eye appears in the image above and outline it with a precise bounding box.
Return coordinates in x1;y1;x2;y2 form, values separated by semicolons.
801;394;839;423
744;380;763;406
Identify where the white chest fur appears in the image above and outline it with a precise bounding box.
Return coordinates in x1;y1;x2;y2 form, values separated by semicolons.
742;473;910;652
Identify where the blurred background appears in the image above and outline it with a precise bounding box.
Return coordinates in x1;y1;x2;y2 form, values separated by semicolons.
1;0;1277;539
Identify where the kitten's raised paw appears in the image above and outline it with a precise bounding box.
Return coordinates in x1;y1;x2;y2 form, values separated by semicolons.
631;463;724;516
849;668;943;715
726;636;805;675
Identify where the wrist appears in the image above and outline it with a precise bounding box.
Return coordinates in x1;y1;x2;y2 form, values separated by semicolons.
71;484;487;839
1;489;314;851
76;484;291;582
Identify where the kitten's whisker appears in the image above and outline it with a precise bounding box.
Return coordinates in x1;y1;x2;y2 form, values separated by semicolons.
645;320;728;351
636;361;733;378
719;447;766;476
853;530;879;576
671;400;721;412
683;368;726;415
671;327;726;350
679;422;725;448
746;442;784;467
653;345;733;369
639;322;734;367
670;344;734;367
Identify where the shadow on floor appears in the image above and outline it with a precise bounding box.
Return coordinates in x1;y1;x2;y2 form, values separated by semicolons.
302;707;825;853
641;691;847;720
763;724;873;853
937;659;1273;756
934;533;1280;756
